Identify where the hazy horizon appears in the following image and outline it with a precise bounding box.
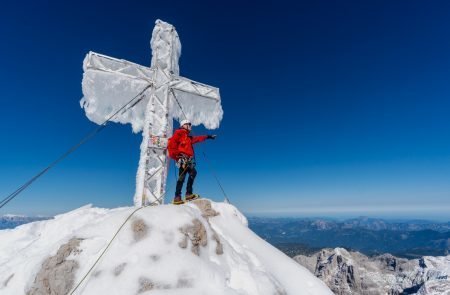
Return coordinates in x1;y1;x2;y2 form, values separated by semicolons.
3;205;449;223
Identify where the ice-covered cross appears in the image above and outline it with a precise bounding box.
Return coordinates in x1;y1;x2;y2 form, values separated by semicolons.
80;20;223;207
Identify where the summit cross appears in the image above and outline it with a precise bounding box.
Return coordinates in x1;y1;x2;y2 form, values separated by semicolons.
80;20;223;207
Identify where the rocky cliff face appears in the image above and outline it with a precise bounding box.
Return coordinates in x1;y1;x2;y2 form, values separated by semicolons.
294;248;449;295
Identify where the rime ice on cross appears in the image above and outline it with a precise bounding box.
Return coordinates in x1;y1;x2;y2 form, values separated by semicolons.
80;20;223;206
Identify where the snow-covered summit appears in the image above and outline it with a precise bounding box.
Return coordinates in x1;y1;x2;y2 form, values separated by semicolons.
0;199;331;295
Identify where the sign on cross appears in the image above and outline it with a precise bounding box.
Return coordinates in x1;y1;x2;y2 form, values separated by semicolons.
80;20;223;206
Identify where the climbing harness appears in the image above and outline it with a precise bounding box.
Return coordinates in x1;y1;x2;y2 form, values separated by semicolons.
176;155;195;169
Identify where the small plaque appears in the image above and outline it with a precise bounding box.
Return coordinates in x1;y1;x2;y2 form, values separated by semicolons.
149;135;168;148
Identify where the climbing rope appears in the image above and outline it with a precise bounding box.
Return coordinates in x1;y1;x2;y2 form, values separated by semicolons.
201;151;231;204
70;160;190;295
70;205;145;295
0;84;152;209
0;83;228;208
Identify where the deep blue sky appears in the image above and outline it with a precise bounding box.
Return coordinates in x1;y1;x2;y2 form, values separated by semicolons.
1;0;449;220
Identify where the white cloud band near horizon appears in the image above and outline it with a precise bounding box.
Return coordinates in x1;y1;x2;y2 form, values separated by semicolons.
244;204;450;221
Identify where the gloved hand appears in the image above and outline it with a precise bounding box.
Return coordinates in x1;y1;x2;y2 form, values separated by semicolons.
207;135;217;140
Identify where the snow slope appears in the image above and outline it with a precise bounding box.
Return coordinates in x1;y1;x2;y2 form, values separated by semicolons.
0;199;331;295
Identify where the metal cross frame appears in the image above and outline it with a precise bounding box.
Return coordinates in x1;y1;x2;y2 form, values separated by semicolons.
81;20;221;206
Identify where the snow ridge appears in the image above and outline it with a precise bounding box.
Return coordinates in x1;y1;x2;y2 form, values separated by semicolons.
0;200;331;295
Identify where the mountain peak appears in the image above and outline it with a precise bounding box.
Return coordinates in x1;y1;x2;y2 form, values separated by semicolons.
0;199;331;295
294;247;450;295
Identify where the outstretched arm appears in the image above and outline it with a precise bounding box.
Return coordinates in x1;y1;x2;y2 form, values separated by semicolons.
191;135;208;144
192;135;217;144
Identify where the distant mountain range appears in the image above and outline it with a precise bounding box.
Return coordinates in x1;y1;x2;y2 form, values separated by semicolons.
3;214;449;258
248;216;450;258
249;216;450;232
0;215;51;230
294;247;450;295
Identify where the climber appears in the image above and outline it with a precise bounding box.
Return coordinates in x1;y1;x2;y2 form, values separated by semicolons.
167;119;216;205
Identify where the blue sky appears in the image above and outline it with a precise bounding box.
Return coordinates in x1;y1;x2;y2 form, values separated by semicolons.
1;0;450;220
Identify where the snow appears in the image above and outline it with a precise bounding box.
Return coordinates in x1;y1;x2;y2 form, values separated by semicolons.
80;20;223;133
80;52;152;133
0;200;331;295
151;19;181;76
169;77;223;130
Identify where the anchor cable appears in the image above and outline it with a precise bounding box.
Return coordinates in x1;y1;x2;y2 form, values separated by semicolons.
201;151;231;204
70;206;145;295
0;84;152;209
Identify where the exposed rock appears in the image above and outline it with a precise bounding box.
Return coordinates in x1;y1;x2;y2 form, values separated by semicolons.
417;279;450;295
179;219;208;255
191;199;223;255
131;218;149;242
312;249;363;294
191;199;219;219
212;231;224;255
137;277;153;293
27;237;83;295
419;258;427;269
294;248;450;295
372;253;403;272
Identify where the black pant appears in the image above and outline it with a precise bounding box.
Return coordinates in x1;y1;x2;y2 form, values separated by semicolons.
175;165;197;197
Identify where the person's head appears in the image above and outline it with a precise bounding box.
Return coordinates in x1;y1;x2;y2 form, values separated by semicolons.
180;119;192;131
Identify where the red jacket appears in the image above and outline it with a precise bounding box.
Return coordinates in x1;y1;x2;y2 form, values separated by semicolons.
167;128;207;159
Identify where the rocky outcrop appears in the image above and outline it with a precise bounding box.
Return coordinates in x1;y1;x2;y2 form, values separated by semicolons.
191;199;224;255
294;248;449;295
131;218;150;242
417;279;450;295
27;238;83;295
191;199;220;218
178;218;208;255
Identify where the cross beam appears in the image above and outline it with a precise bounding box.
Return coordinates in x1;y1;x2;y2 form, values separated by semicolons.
81;20;223;206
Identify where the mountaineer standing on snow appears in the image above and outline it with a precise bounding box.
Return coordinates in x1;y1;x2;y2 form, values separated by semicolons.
167;119;216;205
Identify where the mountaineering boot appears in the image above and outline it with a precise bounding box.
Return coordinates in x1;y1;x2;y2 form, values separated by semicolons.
172;196;185;205
185;194;200;202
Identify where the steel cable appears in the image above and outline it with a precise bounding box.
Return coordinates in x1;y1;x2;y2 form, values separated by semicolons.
0;84;152;209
